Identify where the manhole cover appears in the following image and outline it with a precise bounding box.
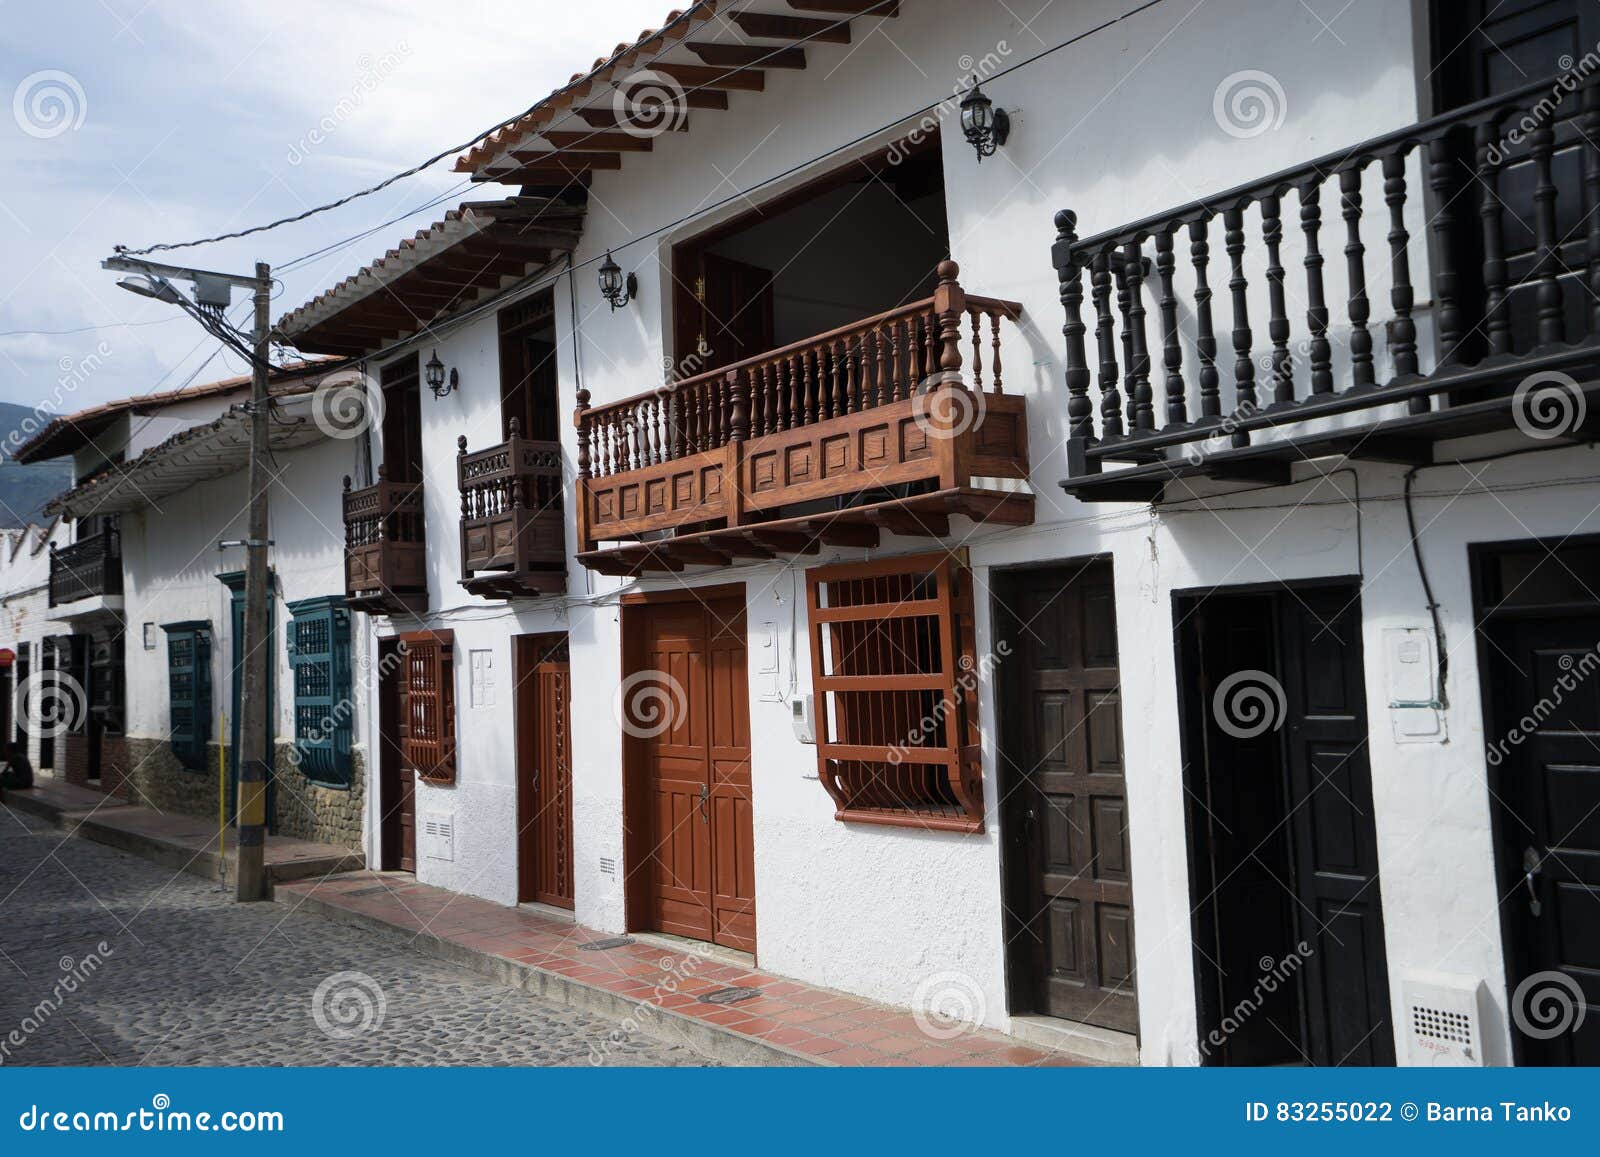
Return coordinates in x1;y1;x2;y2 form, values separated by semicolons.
699;986;762;1005
577;936;636;951
345;885;393;897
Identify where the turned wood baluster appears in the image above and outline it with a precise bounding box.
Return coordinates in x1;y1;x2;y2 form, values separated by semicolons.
1091;250;1125;439
575;389;591;480
1585;80;1600;334
883;322;899;401
1261;194;1293;405
1426;135;1465;376
875;326;890;405
922;310;938;387
762;362;777;435
1124;242;1154;432
1341;167;1376;390
1530;120;1567;345
1301;183;1334;394
1224;207;1256;445
1476;117;1511;356
791;353;805;425
989;310;1004;394
507;418;525;513
840;338;855;414
805;348;819;423
1154;230;1187;426
1190;219;1221;420
1057;211;1094;441
968;308;984;392
1381;151;1422;407
457;436;471;524
1114;260;1136;431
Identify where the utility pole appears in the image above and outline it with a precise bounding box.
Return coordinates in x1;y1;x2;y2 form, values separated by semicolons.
234;260;273;901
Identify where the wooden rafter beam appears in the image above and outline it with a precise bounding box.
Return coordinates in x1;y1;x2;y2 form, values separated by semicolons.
649;62;766;92
570;106;689;130
532;132;657;152
731;11;852;43
788;0;897;15
497;152;622;172
687;44;806;69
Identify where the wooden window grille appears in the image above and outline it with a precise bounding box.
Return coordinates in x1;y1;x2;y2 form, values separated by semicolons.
398;629;455;783
162;621;212;771
288;596;352;788
805;552;985;832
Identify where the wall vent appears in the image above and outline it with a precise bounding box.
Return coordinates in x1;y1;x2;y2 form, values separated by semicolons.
420;813;455;862
598;856;616;876
1401;972;1485;1066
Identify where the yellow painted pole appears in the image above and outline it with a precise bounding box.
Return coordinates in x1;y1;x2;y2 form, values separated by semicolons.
218;708;227;873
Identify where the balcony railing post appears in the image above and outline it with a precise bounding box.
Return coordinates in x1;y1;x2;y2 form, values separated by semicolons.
1054;210;1095;443
934;259;966;379
573;388;592;554
1427;135;1465;381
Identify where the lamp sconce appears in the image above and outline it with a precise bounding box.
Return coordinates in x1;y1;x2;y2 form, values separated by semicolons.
424;349;458;400
959;76;1010;162
599;251;637;311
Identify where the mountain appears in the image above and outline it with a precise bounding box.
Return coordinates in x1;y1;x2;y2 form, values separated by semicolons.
0;402;72;527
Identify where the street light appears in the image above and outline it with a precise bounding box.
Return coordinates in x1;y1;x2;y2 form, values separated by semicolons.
116;274;185;305
598;251;636;310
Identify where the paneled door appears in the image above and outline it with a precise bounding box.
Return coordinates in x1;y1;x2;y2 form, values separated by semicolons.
516;635;574;909
625;591;756;954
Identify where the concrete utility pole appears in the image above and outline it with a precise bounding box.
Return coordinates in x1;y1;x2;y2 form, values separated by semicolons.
234;260;273;901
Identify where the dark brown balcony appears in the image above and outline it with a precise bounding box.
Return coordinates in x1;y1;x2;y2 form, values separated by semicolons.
49;528;122;607
342;469;427;615
1054;72;1600;503
573;261;1033;575
456;420;567;599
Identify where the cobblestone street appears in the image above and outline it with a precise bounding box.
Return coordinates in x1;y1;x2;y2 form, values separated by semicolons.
0;809;711;1066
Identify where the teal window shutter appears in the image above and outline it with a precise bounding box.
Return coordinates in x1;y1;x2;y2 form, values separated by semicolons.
162;622;212;771
287;596;352;788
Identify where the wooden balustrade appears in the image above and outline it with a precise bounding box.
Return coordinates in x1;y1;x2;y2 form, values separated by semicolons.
342;468;428;614
48;529;122;607
456;419;567;598
1055;71;1600;501
573;261;1031;566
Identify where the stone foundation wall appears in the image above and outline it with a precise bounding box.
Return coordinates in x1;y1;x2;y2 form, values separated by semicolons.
120;737;223;818
61;732;89;786
101;734;129;800
271;742;364;852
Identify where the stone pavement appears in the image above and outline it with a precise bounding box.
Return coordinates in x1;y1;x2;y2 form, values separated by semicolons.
0;808;711;1066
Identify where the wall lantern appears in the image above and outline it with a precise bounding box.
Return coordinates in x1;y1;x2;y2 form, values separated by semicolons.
598;251;637;311
959;77;1009;161
424;349;457;400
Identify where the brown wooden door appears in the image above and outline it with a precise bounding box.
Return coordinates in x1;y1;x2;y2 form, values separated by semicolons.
627;594;756;953
517;636;574;909
378;637;415;873
995;559;1136;1034
675;250;775;375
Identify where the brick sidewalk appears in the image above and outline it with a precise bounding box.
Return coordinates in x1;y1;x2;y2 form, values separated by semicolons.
277;872;1079;1067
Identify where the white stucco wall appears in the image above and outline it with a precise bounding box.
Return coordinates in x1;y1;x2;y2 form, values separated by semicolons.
0;521;71;771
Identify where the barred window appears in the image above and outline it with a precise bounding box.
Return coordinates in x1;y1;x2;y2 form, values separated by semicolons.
288;597;352;788
162;622;212;771
398;629;455;783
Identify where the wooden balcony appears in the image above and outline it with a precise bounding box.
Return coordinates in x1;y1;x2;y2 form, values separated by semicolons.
342;470;427;616
574;261;1032;575
48;529;122;607
456;420;567;599
1054;73;1600;503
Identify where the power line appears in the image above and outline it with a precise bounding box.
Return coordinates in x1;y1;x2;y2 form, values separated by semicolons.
0;317;183;339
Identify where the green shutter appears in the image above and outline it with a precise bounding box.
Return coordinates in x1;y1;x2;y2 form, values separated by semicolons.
287;596;352;788
162;622;212;771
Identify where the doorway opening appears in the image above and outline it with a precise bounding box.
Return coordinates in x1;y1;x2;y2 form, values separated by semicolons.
498;291;560;442
515;633;574;909
377;636;414;873
1176;581;1394;1066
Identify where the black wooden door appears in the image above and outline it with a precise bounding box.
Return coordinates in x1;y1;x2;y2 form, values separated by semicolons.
1484;610;1600;1065
996;560;1137;1035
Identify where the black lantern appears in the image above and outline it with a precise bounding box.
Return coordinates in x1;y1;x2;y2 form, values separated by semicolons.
598;250;636;310
959;77;1009;161
424;349;456;399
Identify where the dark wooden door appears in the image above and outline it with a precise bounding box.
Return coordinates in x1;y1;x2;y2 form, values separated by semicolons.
517;636;574;909
996;560;1137;1034
380;356;424;484
628;595;755;953
1484;608;1600;1065
378;638;415;873
676;251;775;375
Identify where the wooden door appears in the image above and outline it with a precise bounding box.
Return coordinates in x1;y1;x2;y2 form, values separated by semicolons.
1484;606;1600;1065
516;636;574;908
626;594;755;953
675;250;774;375
378;638;415;872
995;560;1137;1034
380;356;423;484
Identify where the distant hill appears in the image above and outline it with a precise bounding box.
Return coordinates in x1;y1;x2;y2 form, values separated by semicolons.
0;402;72;527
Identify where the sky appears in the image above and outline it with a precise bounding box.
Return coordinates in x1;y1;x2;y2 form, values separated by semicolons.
0;0;668;415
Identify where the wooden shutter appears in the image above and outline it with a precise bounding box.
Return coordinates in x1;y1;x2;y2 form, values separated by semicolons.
805;553;984;832
162;622;212;770
288;597;352;787
398;629;455;783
